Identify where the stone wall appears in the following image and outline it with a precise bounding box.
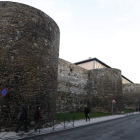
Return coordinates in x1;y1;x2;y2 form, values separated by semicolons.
57;59;88;113
0;2;60;129
57;60;124;114
123;84;140;110
87;68;124;113
0;1;139;131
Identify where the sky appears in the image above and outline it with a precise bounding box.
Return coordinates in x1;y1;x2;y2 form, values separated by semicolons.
2;0;140;83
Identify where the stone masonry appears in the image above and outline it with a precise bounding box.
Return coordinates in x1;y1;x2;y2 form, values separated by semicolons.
57;59;124;114
88;68;124;113
0;1;139;131
123;84;140;110
0;2;60;129
57;59;88;113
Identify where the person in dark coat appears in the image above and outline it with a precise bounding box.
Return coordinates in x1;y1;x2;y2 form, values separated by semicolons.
15;105;29;133
84;105;90;121
34;106;41;131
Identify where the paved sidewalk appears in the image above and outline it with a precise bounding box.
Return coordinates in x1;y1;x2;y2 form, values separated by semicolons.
0;112;139;140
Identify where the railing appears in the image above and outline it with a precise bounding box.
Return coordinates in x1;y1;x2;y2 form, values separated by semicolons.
13;117;75;138
0;116;75;139
52;116;75;130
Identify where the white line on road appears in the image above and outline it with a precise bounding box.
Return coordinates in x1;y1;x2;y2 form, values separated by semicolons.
101;134;107;137
108;131;114;134
101;131;115;137
131;121;136;124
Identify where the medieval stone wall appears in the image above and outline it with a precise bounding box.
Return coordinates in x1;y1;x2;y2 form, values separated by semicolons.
57;60;124;114
123;84;140;110
57;59;88;113
87;68;124;113
0;2;60;129
0;1;139;131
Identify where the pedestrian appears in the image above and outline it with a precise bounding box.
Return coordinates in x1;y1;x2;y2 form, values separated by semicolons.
34;106;41;132
84;105;90;121
15;105;29;133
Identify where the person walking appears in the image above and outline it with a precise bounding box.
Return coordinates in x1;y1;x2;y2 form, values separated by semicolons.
15;105;29;133
34;106;41;132
84;105;90;121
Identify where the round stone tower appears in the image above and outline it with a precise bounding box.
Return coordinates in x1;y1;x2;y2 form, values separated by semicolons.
87;68;124;113
123;83;140;110
0;2;60;129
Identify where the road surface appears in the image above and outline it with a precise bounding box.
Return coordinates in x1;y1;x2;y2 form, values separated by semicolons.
24;114;140;140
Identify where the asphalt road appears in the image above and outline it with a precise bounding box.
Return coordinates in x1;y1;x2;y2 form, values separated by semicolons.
25;114;140;140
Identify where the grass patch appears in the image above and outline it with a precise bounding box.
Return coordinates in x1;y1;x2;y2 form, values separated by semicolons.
56;112;111;120
125;109;136;113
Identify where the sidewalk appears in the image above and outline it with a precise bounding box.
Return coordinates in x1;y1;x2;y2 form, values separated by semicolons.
0;112;139;140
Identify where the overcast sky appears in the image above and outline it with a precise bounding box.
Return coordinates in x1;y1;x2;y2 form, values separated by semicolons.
3;0;140;83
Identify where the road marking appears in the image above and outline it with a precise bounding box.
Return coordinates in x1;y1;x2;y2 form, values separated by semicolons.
108;131;114;134
101;134;107;137
101;131;115;137
132;121;136;124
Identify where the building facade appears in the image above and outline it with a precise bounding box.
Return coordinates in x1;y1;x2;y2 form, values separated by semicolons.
74;58;133;84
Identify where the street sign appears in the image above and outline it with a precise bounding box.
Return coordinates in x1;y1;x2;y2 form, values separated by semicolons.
112;99;116;103
1;88;8;97
112;99;116;115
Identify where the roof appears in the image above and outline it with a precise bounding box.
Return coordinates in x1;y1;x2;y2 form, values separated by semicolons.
74;57;133;83
121;75;133;83
74;57;111;68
